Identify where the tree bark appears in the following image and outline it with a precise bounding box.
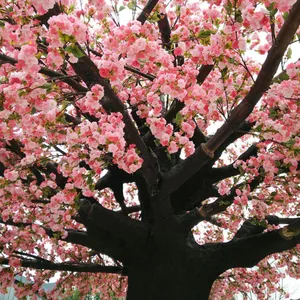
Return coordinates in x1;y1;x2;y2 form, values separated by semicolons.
126;262;214;300
124;218;218;300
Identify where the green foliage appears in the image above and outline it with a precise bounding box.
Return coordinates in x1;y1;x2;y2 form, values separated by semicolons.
173;112;184;126
267;3;278;19
65;45;85;59
127;0;136;10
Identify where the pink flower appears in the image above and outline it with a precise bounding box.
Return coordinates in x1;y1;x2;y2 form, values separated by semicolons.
174;47;183;56
177;79;186;89
31;0;56;14
184;141;195;157
99;68;110;78
9;257;22;267
218;181;230;196
17;45;39;71
4;170;18;181
181;122;194;138
168;141;179;154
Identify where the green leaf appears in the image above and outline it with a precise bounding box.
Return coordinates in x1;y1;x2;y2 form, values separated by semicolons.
171;34;180;43
269;107;279;119
149;11;161;23
294;147;300;155
235;9;243;23
283;12;289;20
173;112;183;126
128;0;136;10
65;45;85;59
267;3;278;18
18;89;30;97
197;30;213;39
255;124;263;132
119;5;126;11
284;138;296;148
273;72;289;83
224;2;233;15
216;97;223;104
39;83;53;92
221;67;228;78
286;47;292;59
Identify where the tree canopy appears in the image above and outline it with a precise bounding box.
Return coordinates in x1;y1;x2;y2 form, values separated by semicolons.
0;0;300;299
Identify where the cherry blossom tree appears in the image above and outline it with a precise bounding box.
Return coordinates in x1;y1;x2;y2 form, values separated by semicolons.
0;0;300;299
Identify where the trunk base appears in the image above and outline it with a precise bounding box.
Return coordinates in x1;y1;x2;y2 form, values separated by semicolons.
126;265;214;300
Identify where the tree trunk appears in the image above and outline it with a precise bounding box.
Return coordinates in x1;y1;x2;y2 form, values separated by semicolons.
123;218;221;300
126;244;216;300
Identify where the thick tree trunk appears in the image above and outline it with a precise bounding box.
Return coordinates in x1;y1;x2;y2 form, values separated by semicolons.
125;233;218;300
123;218;221;300
126;264;214;300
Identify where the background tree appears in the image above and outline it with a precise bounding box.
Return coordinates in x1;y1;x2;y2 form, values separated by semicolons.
0;0;299;299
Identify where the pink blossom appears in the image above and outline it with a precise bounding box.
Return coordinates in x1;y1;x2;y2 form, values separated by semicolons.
17;45;39;72
183;141;195;157
9;257;22;267
4;170;18;181
181;122;194;138
168;141;179;154
174;47;183;56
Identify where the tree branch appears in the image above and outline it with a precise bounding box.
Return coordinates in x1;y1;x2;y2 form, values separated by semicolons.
169;140;257;213
160;111;254;203
0;161;5;176
208;143;258;184
0;53;87;93
70;55;158;187
158;13;171;50
180;208;206;232
171;181;219;214
136;0;159;24
0;217;32;228
119;205;141;214
205;0;300;153
164;120;254;202
164;65;214;125
93;147;152;220
4;140;68;189
208;121;254;167
219;219;300;270
156;66;220;196
125;65;155;81
0;218;129;263
233;219;267;240
0;257;122;274
77;199;150;243
196;64;214;85
35;2;61;27
199;175;263;218
95;167;136;213
159;144;213;199
95;166;133;191
180;175;263;230
233;216;300;240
